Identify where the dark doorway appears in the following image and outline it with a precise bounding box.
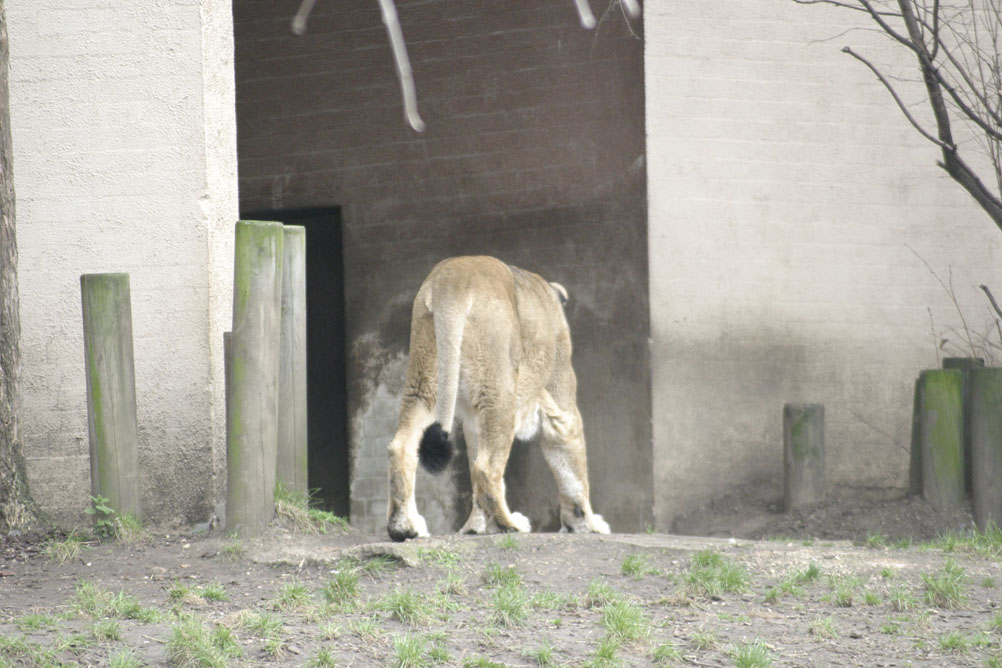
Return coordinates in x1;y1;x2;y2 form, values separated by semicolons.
240;207;349;517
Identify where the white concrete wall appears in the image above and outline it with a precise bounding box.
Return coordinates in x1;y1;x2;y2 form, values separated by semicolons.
646;1;1002;528
8;0;237;526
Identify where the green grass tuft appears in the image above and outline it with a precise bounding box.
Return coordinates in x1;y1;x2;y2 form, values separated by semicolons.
922;558;966;609
731;640;772;668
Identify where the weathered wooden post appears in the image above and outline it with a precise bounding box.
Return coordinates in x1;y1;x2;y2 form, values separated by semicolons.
908;377;923;496
783;403;825;510
917;369;965;511
277;225;308;496
943;356;985;496
970;368;1002;530
226;221;284;537
80;273;142;521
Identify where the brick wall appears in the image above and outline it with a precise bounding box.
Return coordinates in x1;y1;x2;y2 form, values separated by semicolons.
235;0;652;533
8;0;238;526
646;0;1002;528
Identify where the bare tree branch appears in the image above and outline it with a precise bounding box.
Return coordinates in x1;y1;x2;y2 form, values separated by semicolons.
842;46;955;149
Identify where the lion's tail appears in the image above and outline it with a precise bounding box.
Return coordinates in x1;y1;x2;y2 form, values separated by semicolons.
417;290;466;474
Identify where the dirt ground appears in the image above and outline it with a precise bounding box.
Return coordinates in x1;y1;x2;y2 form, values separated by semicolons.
1;491;999;667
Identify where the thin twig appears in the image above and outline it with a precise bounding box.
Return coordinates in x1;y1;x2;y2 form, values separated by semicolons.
377;0;425;132
842;46;956;150
981;284;1002;319
291;0;317;35
573;0;597;29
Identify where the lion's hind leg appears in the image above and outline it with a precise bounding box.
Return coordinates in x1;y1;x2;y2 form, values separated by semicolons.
386;399;435;542
539;399;610;535
467;401;531;535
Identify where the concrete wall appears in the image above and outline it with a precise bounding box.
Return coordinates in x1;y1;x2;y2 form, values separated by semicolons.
646;1;1002;529
235;0;652;534
8;0;238;526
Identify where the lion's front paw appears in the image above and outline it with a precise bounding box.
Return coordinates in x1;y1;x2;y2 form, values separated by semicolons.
588;513;610;534
509;512;531;533
387;511;430;542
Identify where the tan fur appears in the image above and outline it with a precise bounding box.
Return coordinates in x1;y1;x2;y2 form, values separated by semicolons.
386;256;610;541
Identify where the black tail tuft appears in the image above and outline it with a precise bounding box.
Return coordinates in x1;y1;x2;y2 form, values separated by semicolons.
418;422;453;474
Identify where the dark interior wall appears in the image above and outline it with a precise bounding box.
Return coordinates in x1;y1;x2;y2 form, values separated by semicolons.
234;0;652;531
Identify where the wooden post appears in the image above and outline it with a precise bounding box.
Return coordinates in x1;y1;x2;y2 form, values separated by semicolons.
277;225;308;496
943;357;985;496
970;368;1002;530
226;221;284;537
784;403;825;510
80;273;142;521
917;369;965;511
908;377;923;496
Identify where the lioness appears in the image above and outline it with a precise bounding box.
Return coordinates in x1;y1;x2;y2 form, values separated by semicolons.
386;255;610;541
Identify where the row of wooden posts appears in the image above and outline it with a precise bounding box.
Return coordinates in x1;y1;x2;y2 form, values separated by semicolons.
80;221;308;537
784;358;1002;531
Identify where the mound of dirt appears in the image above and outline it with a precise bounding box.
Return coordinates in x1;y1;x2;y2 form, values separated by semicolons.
671;481;976;542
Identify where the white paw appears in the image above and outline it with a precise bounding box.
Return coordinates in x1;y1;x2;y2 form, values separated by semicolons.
411;512;429;538
510;511;531;533
460;509;487;535
588;513;610;534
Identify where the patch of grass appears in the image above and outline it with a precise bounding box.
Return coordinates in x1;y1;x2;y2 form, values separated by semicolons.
497;534;520;551
922;559;966;609
990;610;1002;632
220;538;246;561
808;616;838;639
984;576;997;589
689;628;717;650
436;570;466;598
378;588;431;625
601;599;649;643
892;538;913;549
347;617;382;640
825;574;863;608
165;615;242;668
274;484;351;535
863;589;881;606
417;547;461;568
526;639;556;667
427;634;451;663
44;531;85;564
585;579;619;608
461;656;508;668
109;647;143;668
351;553;401;578
92;619;121;641
880;620;901;635
306;646;338;668
272;578;310;610
880;567;895;579
582;636;623;668
238;610;283;642
492;583;529;628
113;512;147;544
532;590;578;610
15;613;58;632
731;640;772;668
888;587;917;612
391;633;428;668
323;569;360;605
863;533;888;549
199;583;229;602
484;563;522;589
621;553;657;580
939;630;970;652
685;550;749;598
652;642;683;665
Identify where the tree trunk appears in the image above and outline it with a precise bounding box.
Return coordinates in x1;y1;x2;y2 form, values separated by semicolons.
0;0;41;533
